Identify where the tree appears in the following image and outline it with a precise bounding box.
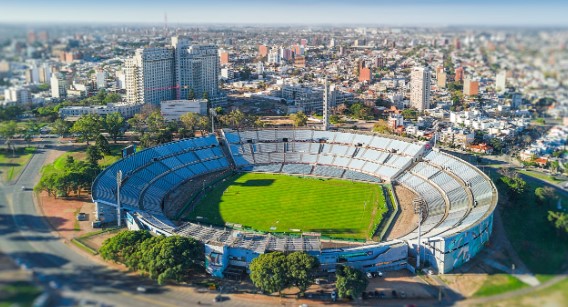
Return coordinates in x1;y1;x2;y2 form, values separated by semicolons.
547;211;568;235
290;111;308;127
197;115;210;135
127;113;147;135
249;252;290;295
52;119;70;137
99;230;152;263
86;145;103;165
535;187;556;205
188;88;195;100
401;108;418;120
103;92;122;104
335;265;368;300
180;112;200;133
286;252;319;296
71;114;103;145
104;112;125;143
0;120;18;151
135;236;203;285
96;134;111;155
226;109;245;129
500;174;527;200
372;120;391;134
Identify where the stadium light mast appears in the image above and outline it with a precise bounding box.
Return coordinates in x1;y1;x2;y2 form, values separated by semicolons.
210;108;217;133
415;198;423;269
116;170;122;227
322;78;330;131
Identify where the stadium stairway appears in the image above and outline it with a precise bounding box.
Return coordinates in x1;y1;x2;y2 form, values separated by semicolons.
218;134;237;170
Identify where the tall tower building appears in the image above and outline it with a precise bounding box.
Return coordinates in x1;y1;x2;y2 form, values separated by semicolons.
455;67;465;82
495;71;507;92
50;73;67;99
125;36;220;106
322;79;335;131
410;67;431;111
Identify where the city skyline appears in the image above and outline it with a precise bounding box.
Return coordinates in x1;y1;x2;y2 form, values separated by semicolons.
1;0;568;26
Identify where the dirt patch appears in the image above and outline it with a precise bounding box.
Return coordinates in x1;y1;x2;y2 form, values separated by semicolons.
386;184;419;240
366;270;436;299
37;191;95;241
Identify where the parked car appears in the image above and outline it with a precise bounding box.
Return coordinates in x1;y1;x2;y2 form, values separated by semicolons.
76;213;87;221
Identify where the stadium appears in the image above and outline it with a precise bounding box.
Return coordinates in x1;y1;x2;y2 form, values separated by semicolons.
91;129;497;278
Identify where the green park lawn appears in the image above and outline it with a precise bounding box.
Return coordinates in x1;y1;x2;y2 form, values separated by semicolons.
473;274;528;297
489;169;568;275
0;281;42;307
0;147;36;181
186;172;387;240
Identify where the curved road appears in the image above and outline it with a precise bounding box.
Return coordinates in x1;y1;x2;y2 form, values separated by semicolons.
0;147;256;307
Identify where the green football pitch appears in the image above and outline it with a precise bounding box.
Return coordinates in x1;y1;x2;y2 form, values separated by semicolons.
185;172;388;240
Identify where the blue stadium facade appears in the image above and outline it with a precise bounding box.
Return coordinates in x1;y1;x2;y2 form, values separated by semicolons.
92;129;497;277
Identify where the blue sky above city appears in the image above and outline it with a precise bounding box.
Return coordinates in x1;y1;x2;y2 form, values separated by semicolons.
1;0;567;26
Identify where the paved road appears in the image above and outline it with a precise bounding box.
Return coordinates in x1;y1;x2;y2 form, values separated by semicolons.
0;148;250;307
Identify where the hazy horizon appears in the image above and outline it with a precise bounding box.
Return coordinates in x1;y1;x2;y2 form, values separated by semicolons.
1;0;567;27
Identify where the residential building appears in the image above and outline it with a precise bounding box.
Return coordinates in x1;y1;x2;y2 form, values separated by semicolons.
125;36;221;106
50;73;67;98
294;56;306;68
437;72;447;88
59;103;142;120
161;99;208;121
3;87;32;105
95;69;106;89
496;71;507;92
455;67;464;82
267;48;281;65
410;66;431;111
463;78;479;96
258;44;268;57
358;61;371;82
219;50;230;65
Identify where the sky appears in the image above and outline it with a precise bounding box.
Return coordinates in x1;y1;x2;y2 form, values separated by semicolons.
1;0;567;26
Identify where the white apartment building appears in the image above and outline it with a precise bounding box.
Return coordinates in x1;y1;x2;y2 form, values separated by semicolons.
496;71;507;92
160;99;208;121
409;66;431;111
3;87;32;105
59;102;142;120
50;73;67;98
125;36;221;106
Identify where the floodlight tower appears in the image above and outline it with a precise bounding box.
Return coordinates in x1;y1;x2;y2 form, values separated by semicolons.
322;77;331;131
116;170;122;227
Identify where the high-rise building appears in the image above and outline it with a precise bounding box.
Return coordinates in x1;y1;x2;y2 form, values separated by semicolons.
3;87;32;105
294;56;306;68
115;70;126;89
455;67;464;82
300;39;308;47
258;44;268;57
495;71;507;92
95;69;106;89
463;78;479;96
125;47;175;105
267;48;281;65
125;36;221;106
219;50;230;65
358;61;371;82
38;63;52;84
50;73;67;98
410;66;431;111
322;79;335;131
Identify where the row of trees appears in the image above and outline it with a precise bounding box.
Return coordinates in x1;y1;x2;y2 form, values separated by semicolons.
35;155;100;198
249;251;319;296
71;112;125;144
35;134;110;198
99;230;204;285
249;252;368;300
